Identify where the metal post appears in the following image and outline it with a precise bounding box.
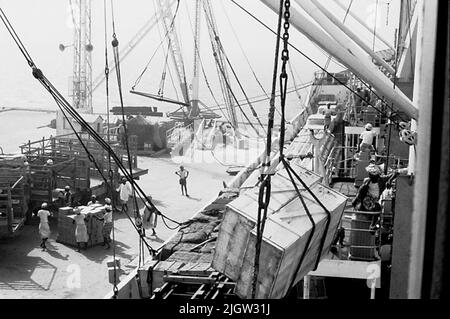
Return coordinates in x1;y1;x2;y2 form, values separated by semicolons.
370;281;376;299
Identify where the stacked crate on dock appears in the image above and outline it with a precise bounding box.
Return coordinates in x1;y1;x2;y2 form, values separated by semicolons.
56;204;105;247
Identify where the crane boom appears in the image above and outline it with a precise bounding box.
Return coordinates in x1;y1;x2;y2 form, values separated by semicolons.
91;0;176;93
155;0;191;107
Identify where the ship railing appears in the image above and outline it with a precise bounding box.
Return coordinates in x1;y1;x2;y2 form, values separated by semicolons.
324;146;339;184
328;146;359;179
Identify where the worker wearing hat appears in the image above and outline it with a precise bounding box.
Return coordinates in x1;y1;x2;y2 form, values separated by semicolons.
35;202;52;251
64;185;73;207
95;205;113;249
116;177;132;214
104;197;113;212
73;208;89;252
87;194;98;206
358;123;377;155
352;163;399;227
141;199;158;237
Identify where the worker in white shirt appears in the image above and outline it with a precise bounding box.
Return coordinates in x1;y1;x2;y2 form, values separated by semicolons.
175;165;189;196
116;177;132;214
358;123;377;154
35;202;51;251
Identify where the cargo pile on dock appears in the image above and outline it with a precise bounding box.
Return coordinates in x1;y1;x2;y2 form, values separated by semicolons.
56;204;106;247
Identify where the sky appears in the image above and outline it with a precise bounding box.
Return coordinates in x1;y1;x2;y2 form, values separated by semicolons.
0;0;400;119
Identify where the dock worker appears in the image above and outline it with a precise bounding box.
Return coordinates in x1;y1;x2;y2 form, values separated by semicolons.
141;200;158;237
35;202;51;251
323;103;332;131
352;163;399;228
358;123;377;155
116;177;132;214
64;185;73;207
44;159;57;189
73;209;89;252
95;206;113;249
44;159;53;168
104;197;113;212
175;165;189;196
87;195;98;206
354;87;363;106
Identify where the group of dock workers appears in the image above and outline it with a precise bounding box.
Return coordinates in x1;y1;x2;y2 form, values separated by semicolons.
34;177;158;252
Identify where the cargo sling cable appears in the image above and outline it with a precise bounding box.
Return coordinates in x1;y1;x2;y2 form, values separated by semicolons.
252;0;332;298
274;0;332;294
251;0;284;298
0;7;182;250
229;0;407;126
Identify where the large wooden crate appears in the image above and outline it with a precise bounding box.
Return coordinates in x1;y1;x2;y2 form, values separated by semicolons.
212;168;347;299
56;204;105;247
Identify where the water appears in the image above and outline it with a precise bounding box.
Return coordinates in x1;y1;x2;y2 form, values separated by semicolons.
0;0;343;153
0;111;56;154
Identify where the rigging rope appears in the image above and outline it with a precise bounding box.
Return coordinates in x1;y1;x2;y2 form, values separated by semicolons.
182;0;233;125
228;0;405;125
132;0;181;91
0;6;183;257
203;7;266;135
154;5;181;102
218;0;285;121
110;0;142;233
103;0;118;297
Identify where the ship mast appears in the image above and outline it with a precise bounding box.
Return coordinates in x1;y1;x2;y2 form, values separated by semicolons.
191;0;201;118
202;0;239;130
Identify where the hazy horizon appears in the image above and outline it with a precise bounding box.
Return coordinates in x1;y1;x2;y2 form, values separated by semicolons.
0;0;400;120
